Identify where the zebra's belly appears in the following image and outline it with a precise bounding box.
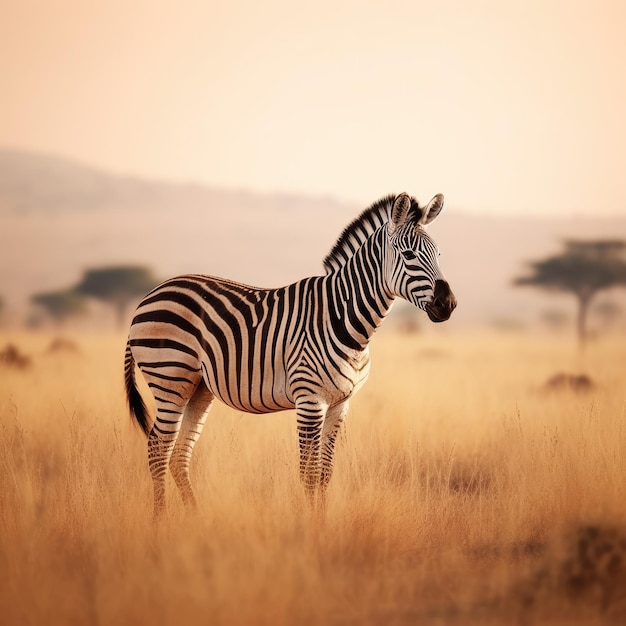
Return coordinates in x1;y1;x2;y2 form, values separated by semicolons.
209;388;295;414
201;360;295;414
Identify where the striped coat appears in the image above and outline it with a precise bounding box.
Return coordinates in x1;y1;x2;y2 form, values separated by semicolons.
125;192;456;517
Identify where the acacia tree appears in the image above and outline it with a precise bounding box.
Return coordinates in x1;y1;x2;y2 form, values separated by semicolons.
75;265;159;328
514;240;626;349
31;289;88;327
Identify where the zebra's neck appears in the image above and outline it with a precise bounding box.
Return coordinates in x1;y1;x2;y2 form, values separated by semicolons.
326;227;395;350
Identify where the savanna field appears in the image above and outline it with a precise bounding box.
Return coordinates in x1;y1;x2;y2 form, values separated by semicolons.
1;330;625;625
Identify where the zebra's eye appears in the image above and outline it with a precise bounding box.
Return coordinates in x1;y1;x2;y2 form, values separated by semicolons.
401;249;417;261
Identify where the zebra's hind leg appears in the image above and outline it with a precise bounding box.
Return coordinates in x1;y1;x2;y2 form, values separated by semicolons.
140;360;204;520
169;381;214;510
148;412;183;521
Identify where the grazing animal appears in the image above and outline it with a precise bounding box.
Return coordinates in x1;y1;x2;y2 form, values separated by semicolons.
124;193;456;517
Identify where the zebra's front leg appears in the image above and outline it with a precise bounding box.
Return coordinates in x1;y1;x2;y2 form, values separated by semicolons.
320;400;349;492
296;397;328;504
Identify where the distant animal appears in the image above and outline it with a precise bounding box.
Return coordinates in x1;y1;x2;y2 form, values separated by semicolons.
543;372;595;392
0;344;31;368
124;193;456;518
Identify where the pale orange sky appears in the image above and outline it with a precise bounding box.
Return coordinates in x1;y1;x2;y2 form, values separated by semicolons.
1;0;626;215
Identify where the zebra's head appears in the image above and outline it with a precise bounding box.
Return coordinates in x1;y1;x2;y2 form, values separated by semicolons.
387;193;457;323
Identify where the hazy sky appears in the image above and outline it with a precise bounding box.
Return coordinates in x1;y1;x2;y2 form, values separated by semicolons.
2;0;626;215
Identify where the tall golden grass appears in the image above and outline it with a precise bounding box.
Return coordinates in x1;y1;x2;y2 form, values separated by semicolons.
1;330;625;625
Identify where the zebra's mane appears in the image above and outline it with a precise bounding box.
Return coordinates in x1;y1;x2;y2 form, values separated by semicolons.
323;194;422;274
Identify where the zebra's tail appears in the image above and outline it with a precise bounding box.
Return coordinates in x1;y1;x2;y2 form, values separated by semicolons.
124;340;151;437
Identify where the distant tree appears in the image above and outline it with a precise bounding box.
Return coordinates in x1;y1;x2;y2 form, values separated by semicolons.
514;240;626;349
31;289;88;327
75;265;159;327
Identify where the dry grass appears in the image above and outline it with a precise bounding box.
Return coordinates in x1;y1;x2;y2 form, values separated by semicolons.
1;330;625;625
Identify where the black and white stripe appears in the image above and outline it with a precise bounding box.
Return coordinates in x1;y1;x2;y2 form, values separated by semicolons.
124;192;456;517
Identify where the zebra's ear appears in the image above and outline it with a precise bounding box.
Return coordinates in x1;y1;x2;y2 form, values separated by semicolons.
389;193;412;234
419;194;445;225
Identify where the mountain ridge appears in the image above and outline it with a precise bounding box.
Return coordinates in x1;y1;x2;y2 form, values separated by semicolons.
1;148;625;329
0;147;352;216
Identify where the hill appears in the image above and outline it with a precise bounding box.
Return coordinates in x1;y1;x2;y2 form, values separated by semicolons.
1;148;625;330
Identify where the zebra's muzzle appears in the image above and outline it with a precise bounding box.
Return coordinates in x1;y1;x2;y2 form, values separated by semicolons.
425;280;457;323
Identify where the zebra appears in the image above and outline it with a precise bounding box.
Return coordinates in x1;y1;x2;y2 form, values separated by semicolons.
124;192;456;518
